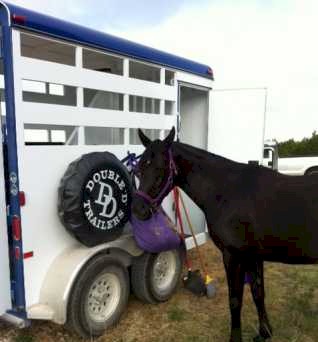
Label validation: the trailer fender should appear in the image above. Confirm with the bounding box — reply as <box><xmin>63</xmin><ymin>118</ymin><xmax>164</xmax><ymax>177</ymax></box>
<box><xmin>28</xmin><ymin>233</ymin><xmax>142</xmax><ymax>324</ymax></box>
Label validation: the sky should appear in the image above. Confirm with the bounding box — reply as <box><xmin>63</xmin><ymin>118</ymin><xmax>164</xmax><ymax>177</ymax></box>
<box><xmin>7</xmin><ymin>0</ymin><xmax>318</xmax><ymax>142</ymax></box>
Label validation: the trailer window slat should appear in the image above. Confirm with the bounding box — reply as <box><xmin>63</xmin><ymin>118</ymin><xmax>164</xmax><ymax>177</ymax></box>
<box><xmin>84</xmin><ymin>88</ymin><xmax>123</xmax><ymax>111</ymax></box>
<box><xmin>20</xmin><ymin>33</ymin><xmax>76</xmax><ymax>66</ymax></box>
<box><xmin>85</xmin><ymin>127</ymin><xmax>124</xmax><ymax>145</ymax></box>
<box><xmin>129</xmin><ymin>128</ymin><xmax>161</xmax><ymax>145</ymax></box>
<box><xmin>129</xmin><ymin>61</ymin><xmax>160</xmax><ymax>84</ymax></box>
<box><xmin>24</xmin><ymin>124</ymin><xmax>78</xmax><ymax>145</ymax></box>
<box><xmin>83</xmin><ymin>49</ymin><xmax>123</xmax><ymax>76</ymax></box>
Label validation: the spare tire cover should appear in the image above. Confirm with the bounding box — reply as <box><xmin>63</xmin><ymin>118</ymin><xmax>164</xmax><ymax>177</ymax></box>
<box><xmin>58</xmin><ymin>152</ymin><xmax>132</xmax><ymax>247</ymax></box>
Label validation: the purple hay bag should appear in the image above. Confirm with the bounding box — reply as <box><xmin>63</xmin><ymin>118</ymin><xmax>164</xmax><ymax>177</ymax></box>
<box><xmin>130</xmin><ymin>208</ymin><xmax>181</xmax><ymax>253</ymax></box>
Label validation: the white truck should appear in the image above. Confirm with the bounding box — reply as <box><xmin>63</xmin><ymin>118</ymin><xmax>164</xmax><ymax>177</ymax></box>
<box><xmin>263</xmin><ymin>140</ymin><xmax>318</xmax><ymax>176</ymax></box>
<box><xmin>263</xmin><ymin>139</ymin><xmax>279</xmax><ymax>171</ymax></box>
<box><xmin>278</xmin><ymin>157</ymin><xmax>318</xmax><ymax>176</ymax></box>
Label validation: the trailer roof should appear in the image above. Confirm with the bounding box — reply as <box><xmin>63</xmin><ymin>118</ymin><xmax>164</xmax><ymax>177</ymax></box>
<box><xmin>1</xmin><ymin>2</ymin><xmax>213</xmax><ymax>79</ymax></box>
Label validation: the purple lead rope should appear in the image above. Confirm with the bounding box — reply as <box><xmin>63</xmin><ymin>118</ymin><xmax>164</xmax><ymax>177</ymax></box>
<box><xmin>123</xmin><ymin>152</ymin><xmax>140</xmax><ymax>173</ymax></box>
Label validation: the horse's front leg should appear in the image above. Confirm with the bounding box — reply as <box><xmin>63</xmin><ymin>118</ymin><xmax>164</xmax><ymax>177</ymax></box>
<box><xmin>223</xmin><ymin>250</ymin><xmax>246</xmax><ymax>342</ymax></box>
<box><xmin>248</xmin><ymin>259</ymin><xmax>272</xmax><ymax>342</ymax></box>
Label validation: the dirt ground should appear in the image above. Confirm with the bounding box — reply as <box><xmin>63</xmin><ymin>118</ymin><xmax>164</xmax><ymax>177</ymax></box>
<box><xmin>1</xmin><ymin>240</ymin><xmax>318</xmax><ymax>342</ymax></box>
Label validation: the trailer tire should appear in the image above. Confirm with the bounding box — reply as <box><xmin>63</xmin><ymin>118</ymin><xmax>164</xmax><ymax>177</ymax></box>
<box><xmin>305</xmin><ymin>167</ymin><xmax>318</xmax><ymax>176</ymax></box>
<box><xmin>58</xmin><ymin>152</ymin><xmax>132</xmax><ymax>247</ymax></box>
<box><xmin>67</xmin><ymin>255</ymin><xmax>129</xmax><ymax>338</ymax></box>
<box><xmin>131</xmin><ymin>249</ymin><xmax>183</xmax><ymax>304</ymax></box>
<box><xmin>131</xmin><ymin>253</ymin><xmax>157</xmax><ymax>304</ymax></box>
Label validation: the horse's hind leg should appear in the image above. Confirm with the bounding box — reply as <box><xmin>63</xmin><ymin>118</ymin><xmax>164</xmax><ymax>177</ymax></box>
<box><xmin>223</xmin><ymin>251</ymin><xmax>245</xmax><ymax>342</ymax></box>
<box><xmin>248</xmin><ymin>259</ymin><xmax>272</xmax><ymax>341</ymax></box>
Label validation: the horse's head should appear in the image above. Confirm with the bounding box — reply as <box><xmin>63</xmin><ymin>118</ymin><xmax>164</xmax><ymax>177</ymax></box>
<box><xmin>131</xmin><ymin>127</ymin><xmax>176</xmax><ymax>220</ymax></box>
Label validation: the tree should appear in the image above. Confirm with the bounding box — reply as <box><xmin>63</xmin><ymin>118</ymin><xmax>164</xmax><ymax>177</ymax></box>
<box><xmin>278</xmin><ymin>131</ymin><xmax>318</xmax><ymax>157</ymax></box>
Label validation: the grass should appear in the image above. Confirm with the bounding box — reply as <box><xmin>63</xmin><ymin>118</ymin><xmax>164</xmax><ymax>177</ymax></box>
<box><xmin>250</xmin><ymin>263</ymin><xmax>318</xmax><ymax>342</ymax></box>
<box><xmin>1</xmin><ymin>241</ymin><xmax>318</xmax><ymax>342</ymax></box>
<box><xmin>268</xmin><ymin>265</ymin><xmax>318</xmax><ymax>342</ymax></box>
<box><xmin>14</xmin><ymin>334</ymin><xmax>34</xmax><ymax>342</ymax></box>
<box><xmin>167</xmin><ymin>306</ymin><xmax>187</xmax><ymax>321</ymax></box>
<box><xmin>185</xmin><ymin>336</ymin><xmax>210</xmax><ymax>342</ymax></box>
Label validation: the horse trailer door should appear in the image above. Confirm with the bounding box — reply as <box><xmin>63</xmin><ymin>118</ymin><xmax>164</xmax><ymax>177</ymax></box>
<box><xmin>179</xmin><ymin>84</ymin><xmax>210</xmax><ymax>236</ymax></box>
<box><xmin>0</xmin><ymin>120</ymin><xmax>12</xmax><ymax>315</ymax></box>
<box><xmin>208</xmin><ymin>88</ymin><xmax>267</xmax><ymax>164</ymax></box>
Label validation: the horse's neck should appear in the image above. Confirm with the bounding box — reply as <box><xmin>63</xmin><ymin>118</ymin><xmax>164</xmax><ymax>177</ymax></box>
<box><xmin>172</xmin><ymin>142</ymin><xmax>231</xmax><ymax>213</ymax></box>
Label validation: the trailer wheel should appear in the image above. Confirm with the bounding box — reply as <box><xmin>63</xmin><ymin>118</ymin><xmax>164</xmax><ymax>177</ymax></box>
<box><xmin>58</xmin><ymin>152</ymin><xmax>132</xmax><ymax>247</ymax></box>
<box><xmin>131</xmin><ymin>249</ymin><xmax>182</xmax><ymax>303</ymax></box>
<box><xmin>67</xmin><ymin>255</ymin><xmax>129</xmax><ymax>338</ymax></box>
<box><xmin>305</xmin><ymin>167</ymin><xmax>318</xmax><ymax>176</ymax></box>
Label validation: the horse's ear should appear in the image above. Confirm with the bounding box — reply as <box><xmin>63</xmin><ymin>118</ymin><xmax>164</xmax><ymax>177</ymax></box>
<box><xmin>138</xmin><ymin>129</ymin><xmax>151</xmax><ymax>147</ymax></box>
<box><xmin>164</xmin><ymin>126</ymin><xmax>175</xmax><ymax>147</ymax></box>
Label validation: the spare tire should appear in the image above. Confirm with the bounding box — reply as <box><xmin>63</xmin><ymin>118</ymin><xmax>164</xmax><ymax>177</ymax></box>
<box><xmin>58</xmin><ymin>152</ymin><xmax>132</xmax><ymax>247</ymax></box>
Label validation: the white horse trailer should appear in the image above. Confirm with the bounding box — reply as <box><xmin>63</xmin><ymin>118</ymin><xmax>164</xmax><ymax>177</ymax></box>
<box><xmin>0</xmin><ymin>2</ymin><xmax>266</xmax><ymax>338</ymax></box>
<box><xmin>0</xmin><ymin>1</ymin><xmax>214</xmax><ymax>337</ymax></box>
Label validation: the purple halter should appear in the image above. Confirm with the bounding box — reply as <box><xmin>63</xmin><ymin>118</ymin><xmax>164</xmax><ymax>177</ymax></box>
<box><xmin>135</xmin><ymin>149</ymin><xmax>178</xmax><ymax>208</ymax></box>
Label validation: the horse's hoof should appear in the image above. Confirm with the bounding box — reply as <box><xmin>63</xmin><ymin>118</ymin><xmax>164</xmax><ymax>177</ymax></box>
<box><xmin>253</xmin><ymin>335</ymin><xmax>267</xmax><ymax>342</ymax></box>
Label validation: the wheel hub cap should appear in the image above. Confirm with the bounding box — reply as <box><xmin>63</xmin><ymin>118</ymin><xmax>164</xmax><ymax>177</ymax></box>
<box><xmin>86</xmin><ymin>272</ymin><xmax>121</xmax><ymax>323</ymax></box>
<box><xmin>152</xmin><ymin>251</ymin><xmax>177</xmax><ymax>292</ymax></box>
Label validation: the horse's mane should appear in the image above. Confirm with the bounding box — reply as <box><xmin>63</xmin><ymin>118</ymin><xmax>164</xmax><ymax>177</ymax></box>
<box><xmin>173</xmin><ymin>141</ymin><xmax>240</xmax><ymax>166</ymax></box>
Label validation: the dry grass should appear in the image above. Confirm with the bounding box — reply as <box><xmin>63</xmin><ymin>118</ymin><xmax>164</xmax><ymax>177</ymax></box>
<box><xmin>1</xmin><ymin>241</ymin><xmax>318</xmax><ymax>342</ymax></box>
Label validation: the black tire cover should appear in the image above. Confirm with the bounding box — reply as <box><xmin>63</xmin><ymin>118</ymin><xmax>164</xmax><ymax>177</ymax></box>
<box><xmin>58</xmin><ymin>152</ymin><xmax>132</xmax><ymax>247</ymax></box>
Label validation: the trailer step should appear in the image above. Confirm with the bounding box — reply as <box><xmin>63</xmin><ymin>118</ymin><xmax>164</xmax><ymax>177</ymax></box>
<box><xmin>27</xmin><ymin>304</ymin><xmax>54</xmax><ymax>320</ymax></box>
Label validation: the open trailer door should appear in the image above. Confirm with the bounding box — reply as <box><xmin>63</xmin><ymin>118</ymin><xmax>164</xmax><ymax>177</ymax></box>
<box><xmin>208</xmin><ymin>88</ymin><xmax>267</xmax><ymax>164</ymax></box>
<box><xmin>178</xmin><ymin>83</ymin><xmax>210</xmax><ymax>241</ymax></box>
<box><xmin>0</xmin><ymin>116</ymin><xmax>12</xmax><ymax>316</ymax></box>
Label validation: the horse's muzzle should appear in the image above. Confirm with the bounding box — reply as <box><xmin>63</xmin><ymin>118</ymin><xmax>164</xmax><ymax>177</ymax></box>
<box><xmin>131</xmin><ymin>195</ymin><xmax>152</xmax><ymax>221</ymax></box>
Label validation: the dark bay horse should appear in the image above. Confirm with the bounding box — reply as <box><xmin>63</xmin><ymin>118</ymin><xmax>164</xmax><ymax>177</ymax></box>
<box><xmin>131</xmin><ymin>127</ymin><xmax>318</xmax><ymax>342</ymax></box>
